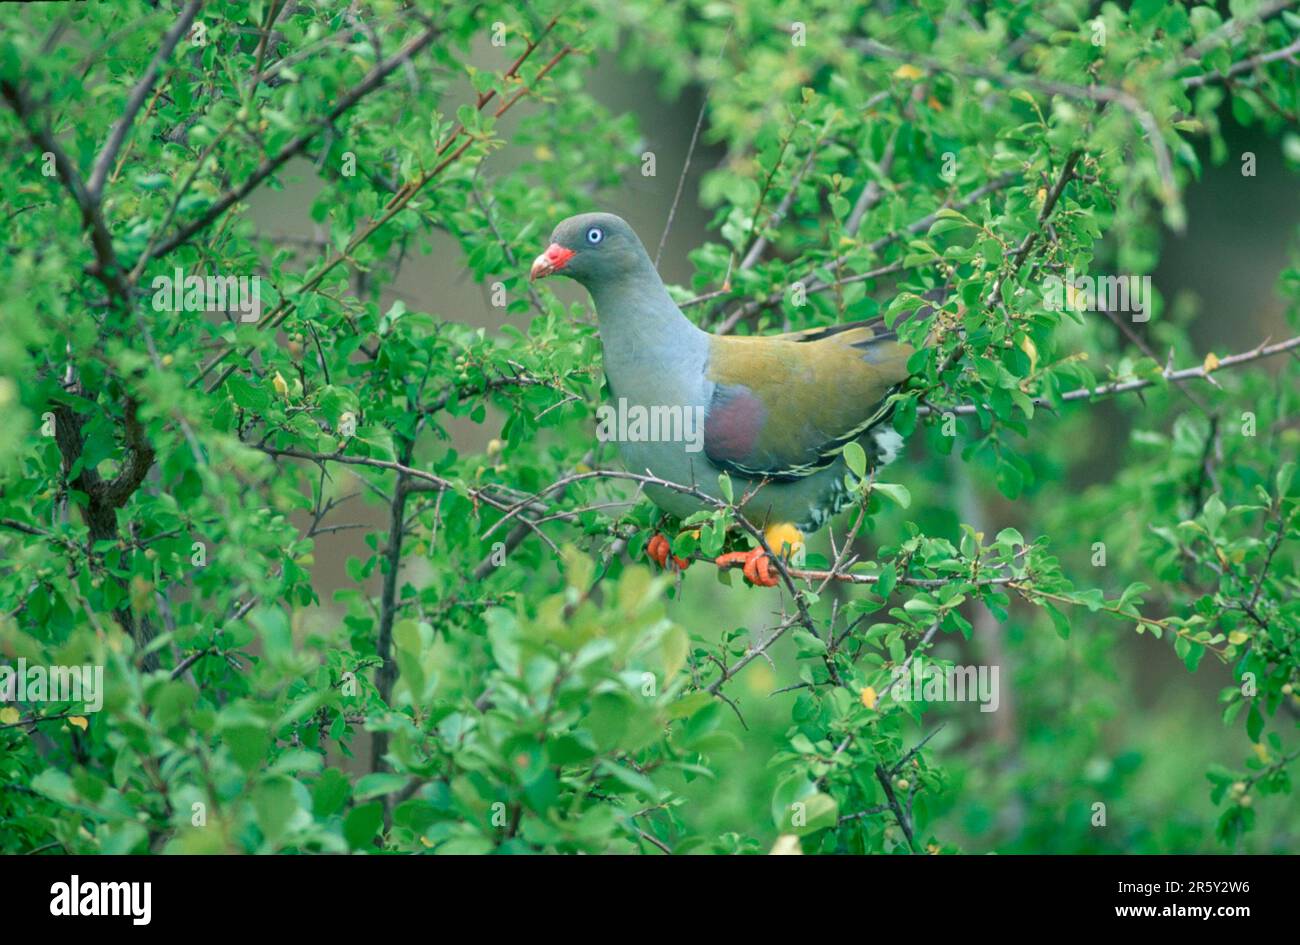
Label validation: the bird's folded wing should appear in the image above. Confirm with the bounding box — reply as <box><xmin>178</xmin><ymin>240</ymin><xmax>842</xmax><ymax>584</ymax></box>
<box><xmin>703</xmin><ymin>321</ymin><xmax>913</xmax><ymax>480</ymax></box>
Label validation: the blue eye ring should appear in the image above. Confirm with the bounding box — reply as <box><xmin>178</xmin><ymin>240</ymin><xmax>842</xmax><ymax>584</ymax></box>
<box><xmin>585</xmin><ymin>226</ymin><xmax>604</xmax><ymax>245</ymax></box>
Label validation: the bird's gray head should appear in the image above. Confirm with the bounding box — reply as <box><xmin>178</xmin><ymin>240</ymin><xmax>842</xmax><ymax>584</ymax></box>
<box><xmin>529</xmin><ymin>212</ymin><xmax>652</xmax><ymax>288</ymax></box>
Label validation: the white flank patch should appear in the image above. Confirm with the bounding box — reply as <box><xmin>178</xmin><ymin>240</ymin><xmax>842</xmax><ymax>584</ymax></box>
<box><xmin>870</xmin><ymin>427</ymin><xmax>904</xmax><ymax>467</ymax></box>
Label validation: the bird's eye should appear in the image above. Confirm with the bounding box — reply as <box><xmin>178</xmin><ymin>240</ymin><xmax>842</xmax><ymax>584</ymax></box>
<box><xmin>585</xmin><ymin>226</ymin><xmax>604</xmax><ymax>245</ymax></box>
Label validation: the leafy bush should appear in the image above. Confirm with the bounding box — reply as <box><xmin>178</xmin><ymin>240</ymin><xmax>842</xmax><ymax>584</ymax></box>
<box><xmin>1</xmin><ymin>0</ymin><xmax>1297</xmax><ymax>854</ymax></box>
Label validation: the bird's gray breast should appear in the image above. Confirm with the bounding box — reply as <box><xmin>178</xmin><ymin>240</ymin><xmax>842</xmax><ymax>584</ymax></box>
<box><xmin>599</xmin><ymin>327</ymin><xmax>717</xmax><ymax>513</ymax></box>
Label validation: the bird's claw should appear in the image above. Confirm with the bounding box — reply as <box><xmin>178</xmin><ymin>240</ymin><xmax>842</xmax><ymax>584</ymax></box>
<box><xmin>715</xmin><ymin>548</ymin><xmax>779</xmax><ymax>587</ymax></box>
<box><xmin>646</xmin><ymin>533</ymin><xmax>688</xmax><ymax>571</ymax></box>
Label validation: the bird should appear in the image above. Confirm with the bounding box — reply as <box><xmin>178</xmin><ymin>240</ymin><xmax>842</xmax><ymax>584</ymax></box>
<box><xmin>530</xmin><ymin>211</ymin><xmax>914</xmax><ymax>586</ymax></box>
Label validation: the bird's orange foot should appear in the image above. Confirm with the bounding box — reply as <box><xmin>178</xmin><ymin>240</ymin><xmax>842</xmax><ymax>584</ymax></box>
<box><xmin>715</xmin><ymin>548</ymin><xmax>778</xmax><ymax>586</ymax></box>
<box><xmin>646</xmin><ymin>533</ymin><xmax>688</xmax><ymax>571</ymax></box>
<box><xmin>714</xmin><ymin>524</ymin><xmax>803</xmax><ymax>588</ymax></box>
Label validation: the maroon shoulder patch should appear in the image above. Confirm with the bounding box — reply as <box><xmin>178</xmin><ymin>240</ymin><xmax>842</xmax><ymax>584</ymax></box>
<box><xmin>704</xmin><ymin>385</ymin><xmax>766</xmax><ymax>464</ymax></box>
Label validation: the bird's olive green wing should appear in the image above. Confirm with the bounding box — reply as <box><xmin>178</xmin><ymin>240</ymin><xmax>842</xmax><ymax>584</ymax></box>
<box><xmin>703</xmin><ymin>320</ymin><xmax>913</xmax><ymax>480</ymax></box>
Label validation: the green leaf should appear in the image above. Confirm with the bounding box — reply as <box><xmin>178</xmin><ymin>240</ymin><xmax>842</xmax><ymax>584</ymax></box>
<box><xmin>1202</xmin><ymin>494</ymin><xmax>1226</xmax><ymax>533</ymax></box>
<box><xmin>876</xmin><ymin>563</ymin><xmax>897</xmax><ymax>599</ymax></box>
<box><xmin>1246</xmin><ymin>703</ymin><xmax>1264</xmax><ymax>743</ymax></box>
<box><xmin>793</xmin><ymin>627</ymin><xmax>828</xmax><ymax>657</ymax></box>
<box><xmin>254</xmin><ymin>777</ymin><xmax>298</xmax><ymax>845</ymax></box>
<box><xmin>1044</xmin><ymin>602</ymin><xmax>1071</xmax><ymax>639</ymax></box>
<box><xmin>344</xmin><ymin>801</ymin><xmax>385</xmax><ymax>850</ymax></box>
<box><xmin>598</xmin><ymin>761</ymin><xmax>661</xmax><ymax>800</ymax></box>
<box><xmin>222</xmin><ymin>724</ymin><xmax>270</xmax><ymax>772</ymax></box>
<box><xmin>781</xmin><ymin>791</ymin><xmax>839</xmax><ymax>835</ymax></box>
<box><xmin>312</xmin><ymin>769</ymin><xmax>351</xmax><ymax>817</ymax></box>
<box><xmin>874</xmin><ymin>482</ymin><xmax>911</xmax><ymax>508</ymax></box>
<box><xmin>1276</xmin><ymin>461</ymin><xmax>1295</xmax><ymax>497</ymax></box>
<box><xmin>354</xmin><ymin>772</ymin><xmax>411</xmax><ymax>800</ymax></box>
<box><xmin>843</xmin><ymin>441</ymin><xmax>867</xmax><ymax>479</ymax></box>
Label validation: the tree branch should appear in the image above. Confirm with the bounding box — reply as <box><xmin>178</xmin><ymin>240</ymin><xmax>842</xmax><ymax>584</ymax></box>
<box><xmin>922</xmin><ymin>334</ymin><xmax>1300</xmax><ymax>417</ymax></box>
<box><xmin>190</xmin><ymin>31</ymin><xmax>574</xmax><ymax>394</ymax></box>
<box><xmin>87</xmin><ymin>0</ymin><xmax>204</xmax><ymax>200</ymax></box>
<box><xmin>145</xmin><ymin>18</ymin><xmax>442</xmax><ymax>263</ymax></box>
<box><xmin>1183</xmin><ymin>35</ymin><xmax>1300</xmax><ymax>89</ymax></box>
<box><xmin>0</xmin><ymin>80</ymin><xmax>129</xmax><ymax>305</ymax></box>
<box><xmin>707</xmin><ymin>171</ymin><xmax>1018</xmax><ymax>333</ymax></box>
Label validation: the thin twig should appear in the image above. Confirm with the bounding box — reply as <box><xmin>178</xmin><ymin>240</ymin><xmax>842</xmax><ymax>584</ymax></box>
<box><xmin>654</xmin><ymin>23</ymin><xmax>733</xmax><ymax>267</ymax></box>
<box><xmin>921</xmin><ymin>334</ymin><xmax>1300</xmax><ymax>416</ymax></box>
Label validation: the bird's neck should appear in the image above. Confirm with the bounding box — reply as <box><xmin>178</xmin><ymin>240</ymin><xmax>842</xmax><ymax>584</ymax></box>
<box><xmin>590</xmin><ymin>266</ymin><xmax>709</xmax><ymax>402</ymax></box>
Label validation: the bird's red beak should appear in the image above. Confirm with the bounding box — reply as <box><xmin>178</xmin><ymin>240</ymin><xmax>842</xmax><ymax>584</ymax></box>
<box><xmin>530</xmin><ymin>243</ymin><xmax>575</xmax><ymax>281</ymax></box>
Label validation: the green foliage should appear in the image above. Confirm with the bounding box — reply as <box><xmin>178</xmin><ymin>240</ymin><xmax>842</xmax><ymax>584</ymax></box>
<box><xmin>1</xmin><ymin>0</ymin><xmax>1297</xmax><ymax>854</ymax></box>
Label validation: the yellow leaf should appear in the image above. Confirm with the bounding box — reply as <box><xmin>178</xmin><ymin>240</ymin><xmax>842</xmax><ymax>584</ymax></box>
<box><xmin>745</xmin><ymin>662</ymin><xmax>776</xmax><ymax>697</ymax></box>
<box><xmin>660</xmin><ymin>624</ymin><xmax>688</xmax><ymax>681</ymax></box>
<box><xmin>1228</xmin><ymin>630</ymin><xmax>1248</xmax><ymax>645</ymax></box>
<box><xmin>1202</xmin><ymin>352</ymin><xmax>1220</xmax><ymax>373</ymax></box>
<box><xmin>0</xmin><ymin>707</ymin><xmax>19</xmax><ymax>725</ymax></box>
<box><xmin>272</xmin><ymin>371</ymin><xmax>289</xmax><ymax>396</ymax></box>
<box><xmin>1035</xmin><ymin>187</ymin><xmax>1047</xmax><ymax>204</ymax></box>
<box><xmin>68</xmin><ymin>716</ymin><xmax>88</xmax><ymax>731</ymax></box>
<box><xmin>769</xmin><ymin>834</ymin><xmax>803</xmax><ymax>855</ymax></box>
<box><xmin>1019</xmin><ymin>336</ymin><xmax>1039</xmax><ymax>372</ymax></box>
<box><xmin>1064</xmin><ymin>283</ymin><xmax>1081</xmax><ymax>311</ymax></box>
<box><xmin>893</xmin><ymin>64</ymin><xmax>924</xmax><ymax>81</ymax></box>
<box><xmin>130</xmin><ymin>574</ymin><xmax>154</xmax><ymax>613</ymax></box>
<box><xmin>419</xmin><ymin>836</ymin><xmax>433</xmax><ymax>848</ymax></box>
<box><xmin>860</xmin><ymin>686</ymin><xmax>878</xmax><ymax>709</ymax></box>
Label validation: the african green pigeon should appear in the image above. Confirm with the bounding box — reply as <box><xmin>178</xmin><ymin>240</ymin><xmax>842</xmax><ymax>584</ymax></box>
<box><xmin>530</xmin><ymin>212</ymin><xmax>913</xmax><ymax>585</ymax></box>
